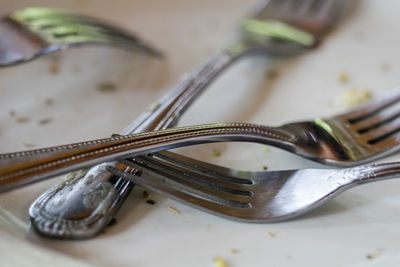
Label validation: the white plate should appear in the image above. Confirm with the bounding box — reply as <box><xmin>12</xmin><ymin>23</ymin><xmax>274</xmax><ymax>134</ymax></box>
<box><xmin>1</xmin><ymin>1</ymin><xmax>400</xmax><ymax>266</ymax></box>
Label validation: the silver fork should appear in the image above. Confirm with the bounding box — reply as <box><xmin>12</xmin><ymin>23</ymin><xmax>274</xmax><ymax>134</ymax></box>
<box><xmin>2</xmin><ymin>89</ymin><xmax>400</xmax><ymax>193</ymax></box>
<box><xmin>0</xmin><ymin>7</ymin><xmax>162</xmax><ymax>66</ymax></box>
<box><xmin>26</xmin><ymin>0</ymin><xmax>351</xmax><ymax>239</ymax></box>
<box><xmin>111</xmin><ymin>151</ymin><xmax>400</xmax><ymax>222</ymax></box>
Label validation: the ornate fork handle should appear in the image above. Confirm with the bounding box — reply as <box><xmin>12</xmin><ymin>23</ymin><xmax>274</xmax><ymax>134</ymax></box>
<box><xmin>0</xmin><ymin>123</ymin><xmax>294</xmax><ymax>192</ymax></box>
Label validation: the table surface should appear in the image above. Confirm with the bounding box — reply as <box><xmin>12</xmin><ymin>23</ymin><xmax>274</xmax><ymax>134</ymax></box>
<box><xmin>1</xmin><ymin>0</ymin><xmax>400</xmax><ymax>266</ymax></box>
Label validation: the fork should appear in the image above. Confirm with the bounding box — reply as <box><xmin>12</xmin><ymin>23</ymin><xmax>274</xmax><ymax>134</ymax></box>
<box><xmin>0</xmin><ymin>7</ymin><xmax>162</xmax><ymax>66</ymax></box>
<box><xmin>110</xmin><ymin>151</ymin><xmax>400</xmax><ymax>222</ymax></box>
<box><xmin>26</xmin><ymin>0</ymin><xmax>351</xmax><ymax>239</ymax></box>
<box><xmin>1</xmin><ymin>89</ymin><xmax>400</xmax><ymax>193</ymax></box>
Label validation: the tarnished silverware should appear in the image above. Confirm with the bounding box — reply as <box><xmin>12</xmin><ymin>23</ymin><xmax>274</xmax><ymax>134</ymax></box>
<box><xmin>0</xmin><ymin>7</ymin><xmax>161</xmax><ymax>66</ymax></box>
<box><xmin>28</xmin><ymin>0</ymin><xmax>351</xmax><ymax>239</ymax></box>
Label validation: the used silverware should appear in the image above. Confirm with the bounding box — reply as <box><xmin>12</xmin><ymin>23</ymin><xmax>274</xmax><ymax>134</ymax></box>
<box><xmin>112</xmin><ymin>151</ymin><xmax>400</xmax><ymax>222</ymax></box>
<box><xmin>0</xmin><ymin>7</ymin><xmax>161</xmax><ymax>66</ymax></box>
<box><xmin>2</xmin><ymin>89</ymin><xmax>400</xmax><ymax>193</ymax></box>
<box><xmin>28</xmin><ymin>0</ymin><xmax>351</xmax><ymax>238</ymax></box>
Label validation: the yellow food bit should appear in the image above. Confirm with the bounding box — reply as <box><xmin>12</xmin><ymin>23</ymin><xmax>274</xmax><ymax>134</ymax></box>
<box><xmin>213</xmin><ymin>148</ymin><xmax>222</xmax><ymax>157</ymax></box>
<box><xmin>213</xmin><ymin>256</ymin><xmax>227</xmax><ymax>267</ymax></box>
<box><xmin>268</xmin><ymin>232</ymin><xmax>276</xmax><ymax>237</ymax></box>
<box><xmin>262</xmin><ymin>147</ymin><xmax>270</xmax><ymax>152</ymax></box>
<box><xmin>168</xmin><ymin>206</ymin><xmax>180</xmax><ymax>214</ymax></box>
<box><xmin>16</xmin><ymin>117</ymin><xmax>30</xmax><ymax>123</ymax></box>
<box><xmin>23</xmin><ymin>143</ymin><xmax>35</xmax><ymax>148</ymax></box>
<box><xmin>338</xmin><ymin>72</ymin><xmax>349</xmax><ymax>84</ymax></box>
<box><xmin>367</xmin><ymin>252</ymin><xmax>379</xmax><ymax>260</ymax></box>
<box><xmin>230</xmin><ymin>248</ymin><xmax>239</xmax><ymax>254</ymax></box>
<box><xmin>380</xmin><ymin>61</ymin><xmax>390</xmax><ymax>72</ymax></box>
<box><xmin>341</xmin><ymin>89</ymin><xmax>372</xmax><ymax>108</ymax></box>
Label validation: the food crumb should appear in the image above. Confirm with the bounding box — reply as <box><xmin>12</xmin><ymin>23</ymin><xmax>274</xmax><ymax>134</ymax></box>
<box><xmin>262</xmin><ymin>166</ymin><xmax>268</xmax><ymax>170</ymax></box>
<box><xmin>268</xmin><ymin>232</ymin><xmax>276</xmax><ymax>237</ymax></box>
<box><xmin>49</xmin><ymin>62</ymin><xmax>60</xmax><ymax>74</ymax></box>
<box><xmin>338</xmin><ymin>72</ymin><xmax>349</xmax><ymax>84</ymax></box>
<box><xmin>380</xmin><ymin>61</ymin><xmax>390</xmax><ymax>72</ymax></box>
<box><xmin>45</xmin><ymin>98</ymin><xmax>54</xmax><ymax>106</ymax></box>
<box><xmin>266</xmin><ymin>69</ymin><xmax>279</xmax><ymax>81</ymax></box>
<box><xmin>97</xmin><ymin>82</ymin><xmax>117</xmax><ymax>93</ymax></box>
<box><xmin>213</xmin><ymin>256</ymin><xmax>227</xmax><ymax>267</ymax></box>
<box><xmin>23</xmin><ymin>143</ymin><xmax>35</xmax><ymax>148</ymax></box>
<box><xmin>16</xmin><ymin>117</ymin><xmax>30</xmax><ymax>123</ymax></box>
<box><xmin>230</xmin><ymin>248</ymin><xmax>239</xmax><ymax>254</ymax></box>
<box><xmin>367</xmin><ymin>252</ymin><xmax>379</xmax><ymax>260</ymax></box>
<box><xmin>168</xmin><ymin>206</ymin><xmax>180</xmax><ymax>214</ymax></box>
<box><xmin>146</xmin><ymin>199</ymin><xmax>156</xmax><ymax>205</ymax></box>
<box><xmin>213</xmin><ymin>148</ymin><xmax>222</xmax><ymax>157</ymax></box>
<box><xmin>107</xmin><ymin>218</ymin><xmax>117</xmax><ymax>227</ymax></box>
<box><xmin>341</xmin><ymin>88</ymin><xmax>372</xmax><ymax>108</ymax></box>
<box><xmin>262</xmin><ymin>147</ymin><xmax>269</xmax><ymax>152</ymax></box>
<box><xmin>39</xmin><ymin>118</ymin><xmax>52</xmax><ymax>125</ymax></box>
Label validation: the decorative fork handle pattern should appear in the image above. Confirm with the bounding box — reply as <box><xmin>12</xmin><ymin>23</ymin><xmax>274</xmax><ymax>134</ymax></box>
<box><xmin>28</xmin><ymin>44</ymin><xmax>253</xmax><ymax>239</ymax></box>
<box><xmin>0</xmin><ymin>123</ymin><xmax>294</xmax><ymax>192</ymax></box>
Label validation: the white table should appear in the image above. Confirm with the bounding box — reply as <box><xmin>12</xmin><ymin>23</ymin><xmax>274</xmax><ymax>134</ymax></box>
<box><xmin>1</xmin><ymin>1</ymin><xmax>400</xmax><ymax>266</ymax></box>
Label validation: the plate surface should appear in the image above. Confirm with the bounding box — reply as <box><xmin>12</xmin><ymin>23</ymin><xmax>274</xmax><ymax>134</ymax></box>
<box><xmin>1</xmin><ymin>0</ymin><xmax>400</xmax><ymax>266</ymax></box>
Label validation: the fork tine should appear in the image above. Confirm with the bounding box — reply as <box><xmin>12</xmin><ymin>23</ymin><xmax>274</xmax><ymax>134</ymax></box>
<box><xmin>133</xmin><ymin>155</ymin><xmax>253</xmax><ymax>193</ymax></box>
<box><xmin>338</xmin><ymin>90</ymin><xmax>400</xmax><ymax>123</ymax></box>
<box><xmin>119</xmin><ymin>158</ymin><xmax>253</xmax><ymax>204</ymax></box>
<box><xmin>350</xmin><ymin>101</ymin><xmax>400</xmax><ymax>133</ymax></box>
<box><xmin>108</xmin><ymin>166</ymin><xmax>252</xmax><ymax>212</ymax></box>
<box><xmin>357</xmin><ymin>116</ymin><xmax>400</xmax><ymax>145</ymax></box>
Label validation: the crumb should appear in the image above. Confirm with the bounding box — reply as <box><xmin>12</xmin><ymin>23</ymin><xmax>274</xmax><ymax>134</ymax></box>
<box><xmin>367</xmin><ymin>252</ymin><xmax>379</xmax><ymax>260</ymax></box>
<box><xmin>230</xmin><ymin>248</ymin><xmax>239</xmax><ymax>254</ymax></box>
<box><xmin>380</xmin><ymin>61</ymin><xmax>390</xmax><ymax>72</ymax></box>
<box><xmin>45</xmin><ymin>98</ymin><xmax>54</xmax><ymax>106</ymax></box>
<box><xmin>213</xmin><ymin>256</ymin><xmax>227</xmax><ymax>267</ymax></box>
<box><xmin>107</xmin><ymin>218</ymin><xmax>117</xmax><ymax>227</ymax></box>
<box><xmin>38</xmin><ymin>118</ymin><xmax>52</xmax><ymax>125</ymax></box>
<box><xmin>262</xmin><ymin>147</ymin><xmax>269</xmax><ymax>152</ymax></box>
<box><xmin>338</xmin><ymin>72</ymin><xmax>349</xmax><ymax>84</ymax></box>
<box><xmin>168</xmin><ymin>206</ymin><xmax>180</xmax><ymax>214</ymax></box>
<box><xmin>268</xmin><ymin>232</ymin><xmax>276</xmax><ymax>237</ymax></box>
<box><xmin>213</xmin><ymin>148</ymin><xmax>221</xmax><ymax>157</ymax></box>
<box><xmin>341</xmin><ymin>88</ymin><xmax>372</xmax><ymax>108</ymax></box>
<box><xmin>143</xmin><ymin>191</ymin><xmax>150</xmax><ymax>198</ymax></box>
<box><xmin>9</xmin><ymin>110</ymin><xmax>15</xmax><ymax>117</ymax></box>
<box><xmin>23</xmin><ymin>143</ymin><xmax>35</xmax><ymax>148</ymax></box>
<box><xmin>262</xmin><ymin>166</ymin><xmax>268</xmax><ymax>170</ymax></box>
<box><xmin>146</xmin><ymin>199</ymin><xmax>156</xmax><ymax>205</ymax></box>
<box><xmin>16</xmin><ymin>117</ymin><xmax>30</xmax><ymax>123</ymax></box>
<box><xmin>49</xmin><ymin>63</ymin><xmax>60</xmax><ymax>74</ymax></box>
<box><xmin>266</xmin><ymin>69</ymin><xmax>279</xmax><ymax>81</ymax></box>
<box><xmin>97</xmin><ymin>82</ymin><xmax>117</xmax><ymax>92</ymax></box>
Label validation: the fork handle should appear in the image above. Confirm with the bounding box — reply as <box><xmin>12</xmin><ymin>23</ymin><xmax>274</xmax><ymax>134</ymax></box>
<box><xmin>28</xmin><ymin>43</ymin><xmax>255</xmax><ymax>239</ymax></box>
<box><xmin>0</xmin><ymin>123</ymin><xmax>293</xmax><ymax>192</ymax></box>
